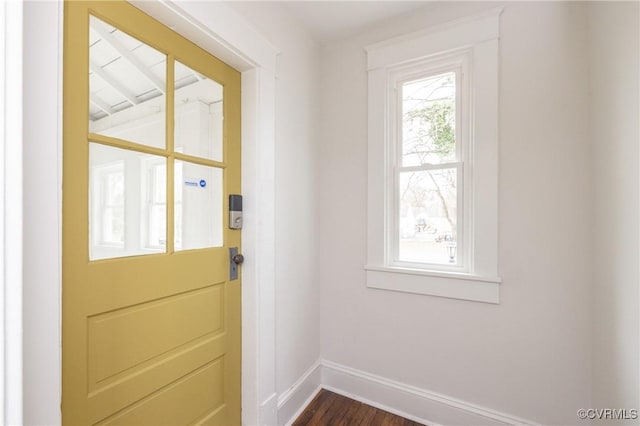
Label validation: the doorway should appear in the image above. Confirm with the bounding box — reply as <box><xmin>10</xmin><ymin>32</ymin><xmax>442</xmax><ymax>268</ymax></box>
<box><xmin>62</xmin><ymin>1</ymin><xmax>241</xmax><ymax>423</ymax></box>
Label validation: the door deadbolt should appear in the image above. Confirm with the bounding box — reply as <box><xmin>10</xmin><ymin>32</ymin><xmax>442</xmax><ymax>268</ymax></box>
<box><xmin>229</xmin><ymin>195</ymin><xmax>243</xmax><ymax>229</ymax></box>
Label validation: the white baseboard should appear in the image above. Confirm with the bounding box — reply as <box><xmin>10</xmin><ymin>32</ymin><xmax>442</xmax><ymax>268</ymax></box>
<box><xmin>321</xmin><ymin>360</ymin><xmax>540</xmax><ymax>426</ymax></box>
<box><xmin>321</xmin><ymin>383</ymin><xmax>437</xmax><ymax>426</ymax></box>
<box><xmin>259</xmin><ymin>392</ymin><xmax>278</xmax><ymax>426</ymax></box>
<box><xmin>275</xmin><ymin>359</ymin><xmax>540</xmax><ymax>426</ymax></box>
<box><xmin>277</xmin><ymin>359</ymin><xmax>322</xmax><ymax>425</ymax></box>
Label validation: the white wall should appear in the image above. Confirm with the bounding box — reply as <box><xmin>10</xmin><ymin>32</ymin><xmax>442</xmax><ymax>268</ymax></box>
<box><xmin>588</xmin><ymin>2</ymin><xmax>640</xmax><ymax>421</ymax></box>
<box><xmin>318</xmin><ymin>2</ymin><xmax>593</xmax><ymax>424</ymax></box>
<box><xmin>22</xmin><ymin>2</ymin><xmax>62</xmax><ymax>424</ymax></box>
<box><xmin>227</xmin><ymin>1</ymin><xmax>322</xmax><ymax>402</ymax></box>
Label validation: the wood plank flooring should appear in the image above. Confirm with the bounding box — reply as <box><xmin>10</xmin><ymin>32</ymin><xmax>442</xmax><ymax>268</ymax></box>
<box><xmin>292</xmin><ymin>389</ymin><xmax>423</xmax><ymax>426</ymax></box>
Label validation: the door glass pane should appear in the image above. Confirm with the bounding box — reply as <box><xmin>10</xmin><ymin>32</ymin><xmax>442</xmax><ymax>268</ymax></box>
<box><xmin>89</xmin><ymin>143</ymin><xmax>167</xmax><ymax>260</ymax></box>
<box><xmin>174</xmin><ymin>61</ymin><xmax>223</xmax><ymax>161</ymax></box>
<box><xmin>402</xmin><ymin>72</ymin><xmax>456</xmax><ymax>166</ymax></box>
<box><xmin>398</xmin><ymin>168</ymin><xmax>457</xmax><ymax>264</ymax></box>
<box><xmin>175</xmin><ymin>161</ymin><xmax>223</xmax><ymax>251</ymax></box>
<box><xmin>89</xmin><ymin>15</ymin><xmax>166</xmax><ymax>149</ymax></box>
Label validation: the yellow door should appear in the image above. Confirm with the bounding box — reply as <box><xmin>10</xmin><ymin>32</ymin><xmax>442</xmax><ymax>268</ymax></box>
<box><xmin>62</xmin><ymin>2</ymin><xmax>241</xmax><ymax>424</ymax></box>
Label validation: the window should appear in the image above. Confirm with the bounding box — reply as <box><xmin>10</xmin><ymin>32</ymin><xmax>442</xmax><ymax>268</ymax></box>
<box><xmin>94</xmin><ymin>161</ymin><xmax>125</xmax><ymax>247</ymax></box>
<box><xmin>393</xmin><ymin>60</ymin><xmax>468</xmax><ymax>271</ymax></box>
<box><xmin>89</xmin><ymin>144</ymin><xmax>168</xmax><ymax>260</ymax></box>
<box><xmin>365</xmin><ymin>9</ymin><xmax>502</xmax><ymax>303</ymax></box>
<box><xmin>144</xmin><ymin>159</ymin><xmax>167</xmax><ymax>249</ymax></box>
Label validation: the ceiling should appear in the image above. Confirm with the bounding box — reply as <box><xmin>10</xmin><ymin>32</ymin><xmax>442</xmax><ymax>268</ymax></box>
<box><xmin>234</xmin><ymin>1</ymin><xmax>435</xmax><ymax>45</ymax></box>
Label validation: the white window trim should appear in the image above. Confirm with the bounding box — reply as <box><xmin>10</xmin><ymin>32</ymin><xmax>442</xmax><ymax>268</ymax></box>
<box><xmin>365</xmin><ymin>8</ymin><xmax>502</xmax><ymax>304</ymax></box>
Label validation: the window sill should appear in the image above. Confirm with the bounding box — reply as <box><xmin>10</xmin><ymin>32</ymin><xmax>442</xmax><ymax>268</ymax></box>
<box><xmin>364</xmin><ymin>265</ymin><xmax>501</xmax><ymax>304</ymax></box>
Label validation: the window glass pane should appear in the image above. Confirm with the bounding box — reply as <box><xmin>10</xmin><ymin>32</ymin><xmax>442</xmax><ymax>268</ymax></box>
<box><xmin>402</xmin><ymin>72</ymin><xmax>456</xmax><ymax>166</ymax></box>
<box><xmin>398</xmin><ymin>168</ymin><xmax>458</xmax><ymax>264</ymax></box>
<box><xmin>89</xmin><ymin>15</ymin><xmax>166</xmax><ymax>149</ymax></box>
<box><xmin>174</xmin><ymin>161</ymin><xmax>223</xmax><ymax>251</ymax></box>
<box><xmin>174</xmin><ymin>61</ymin><xmax>223</xmax><ymax>161</ymax></box>
<box><xmin>89</xmin><ymin>143</ymin><xmax>167</xmax><ymax>260</ymax></box>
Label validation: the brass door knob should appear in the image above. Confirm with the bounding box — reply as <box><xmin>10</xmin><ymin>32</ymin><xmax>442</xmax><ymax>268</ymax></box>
<box><xmin>232</xmin><ymin>254</ymin><xmax>244</xmax><ymax>265</ymax></box>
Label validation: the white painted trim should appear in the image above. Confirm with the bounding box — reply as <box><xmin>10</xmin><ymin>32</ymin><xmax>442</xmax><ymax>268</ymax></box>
<box><xmin>282</xmin><ymin>386</ymin><xmax>322</xmax><ymax>426</ymax></box>
<box><xmin>129</xmin><ymin>0</ymin><xmax>279</xmax><ymax>72</ymax></box>
<box><xmin>276</xmin><ymin>359</ymin><xmax>320</xmax><ymax>408</ymax></box>
<box><xmin>278</xmin><ymin>360</ymin><xmax>540</xmax><ymax>425</ymax></box>
<box><xmin>366</xmin><ymin>269</ymin><xmax>500</xmax><ymax>304</ymax></box>
<box><xmin>1</xmin><ymin>1</ymin><xmax>23</xmax><ymax>424</ymax></box>
<box><xmin>365</xmin><ymin>265</ymin><xmax>501</xmax><ymax>283</ymax></box>
<box><xmin>246</xmin><ymin>66</ymin><xmax>278</xmax><ymax>426</ymax></box>
<box><xmin>0</xmin><ymin>4</ymin><xmax>5</xmax><ymax>420</ymax></box>
<box><xmin>320</xmin><ymin>360</ymin><xmax>541</xmax><ymax>426</ymax></box>
<box><xmin>1</xmin><ymin>3</ymin><xmax>7</xmax><ymax>421</ymax></box>
<box><xmin>321</xmin><ymin>385</ymin><xmax>437</xmax><ymax>426</ymax></box>
<box><xmin>259</xmin><ymin>392</ymin><xmax>278</xmax><ymax>426</ymax></box>
<box><xmin>365</xmin><ymin>7</ymin><xmax>503</xmax><ymax>70</ymax></box>
<box><xmin>277</xmin><ymin>359</ymin><xmax>322</xmax><ymax>426</ymax></box>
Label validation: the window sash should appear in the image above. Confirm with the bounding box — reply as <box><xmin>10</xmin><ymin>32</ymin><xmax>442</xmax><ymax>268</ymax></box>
<box><xmin>391</xmin><ymin>163</ymin><xmax>465</xmax><ymax>270</ymax></box>
<box><xmin>145</xmin><ymin>161</ymin><xmax>167</xmax><ymax>250</ymax></box>
<box><xmin>387</xmin><ymin>61</ymin><xmax>469</xmax><ymax>273</ymax></box>
<box><xmin>95</xmin><ymin>162</ymin><xmax>125</xmax><ymax>247</ymax></box>
<box><xmin>397</xmin><ymin>69</ymin><xmax>461</xmax><ymax>167</ymax></box>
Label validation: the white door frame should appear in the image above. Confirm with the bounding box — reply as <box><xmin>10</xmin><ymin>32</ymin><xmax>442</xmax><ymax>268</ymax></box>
<box><xmin>21</xmin><ymin>1</ymin><xmax>279</xmax><ymax>424</ymax></box>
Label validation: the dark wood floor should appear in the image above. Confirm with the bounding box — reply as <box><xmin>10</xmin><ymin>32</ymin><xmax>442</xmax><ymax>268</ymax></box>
<box><xmin>292</xmin><ymin>389</ymin><xmax>423</xmax><ymax>426</ymax></box>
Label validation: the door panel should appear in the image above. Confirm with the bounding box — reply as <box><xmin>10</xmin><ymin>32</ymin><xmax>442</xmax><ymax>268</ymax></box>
<box><xmin>94</xmin><ymin>358</ymin><xmax>225</xmax><ymax>425</ymax></box>
<box><xmin>87</xmin><ymin>285</ymin><xmax>224</xmax><ymax>384</ymax></box>
<box><xmin>63</xmin><ymin>2</ymin><xmax>241</xmax><ymax>424</ymax></box>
